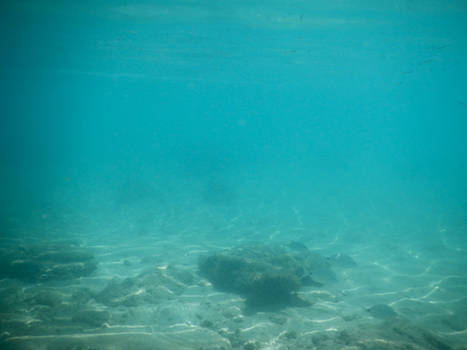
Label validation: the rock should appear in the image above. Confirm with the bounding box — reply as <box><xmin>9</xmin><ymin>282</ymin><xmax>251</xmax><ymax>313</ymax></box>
<box><xmin>198</xmin><ymin>244</ymin><xmax>314</xmax><ymax>309</ymax></box>
<box><xmin>0</xmin><ymin>244</ymin><xmax>97</xmax><ymax>282</ymax></box>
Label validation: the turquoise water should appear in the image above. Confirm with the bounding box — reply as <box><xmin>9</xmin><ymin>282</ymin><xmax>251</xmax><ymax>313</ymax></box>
<box><xmin>1</xmin><ymin>1</ymin><xmax>467</xmax><ymax>349</ymax></box>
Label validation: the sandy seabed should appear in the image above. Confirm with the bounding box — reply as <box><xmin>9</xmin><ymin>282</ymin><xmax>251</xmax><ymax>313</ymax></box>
<box><xmin>1</xmin><ymin>204</ymin><xmax>466</xmax><ymax>350</ymax></box>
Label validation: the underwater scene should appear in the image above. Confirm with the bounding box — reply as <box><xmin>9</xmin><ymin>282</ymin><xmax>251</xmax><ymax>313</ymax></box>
<box><xmin>1</xmin><ymin>1</ymin><xmax>467</xmax><ymax>349</ymax></box>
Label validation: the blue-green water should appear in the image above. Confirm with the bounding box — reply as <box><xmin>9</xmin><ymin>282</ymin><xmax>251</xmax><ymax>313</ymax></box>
<box><xmin>1</xmin><ymin>1</ymin><xmax>467</xmax><ymax>349</ymax></box>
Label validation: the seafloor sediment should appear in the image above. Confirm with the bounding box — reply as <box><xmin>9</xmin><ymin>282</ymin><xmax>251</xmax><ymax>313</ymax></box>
<box><xmin>0</xmin><ymin>227</ymin><xmax>466</xmax><ymax>350</ymax></box>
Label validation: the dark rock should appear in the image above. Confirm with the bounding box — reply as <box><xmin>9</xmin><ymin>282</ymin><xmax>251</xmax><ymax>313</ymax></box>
<box><xmin>300</xmin><ymin>274</ymin><xmax>323</xmax><ymax>287</ymax></box>
<box><xmin>246</xmin><ymin>272</ymin><xmax>301</xmax><ymax>307</ymax></box>
<box><xmin>198</xmin><ymin>244</ymin><xmax>316</xmax><ymax>308</ymax></box>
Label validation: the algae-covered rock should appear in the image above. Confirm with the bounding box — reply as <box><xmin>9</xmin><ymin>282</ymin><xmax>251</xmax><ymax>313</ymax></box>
<box><xmin>198</xmin><ymin>244</ymin><xmax>314</xmax><ymax>308</ymax></box>
<box><xmin>247</xmin><ymin>271</ymin><xmax>303</xmax><ymax>307</ymax></box>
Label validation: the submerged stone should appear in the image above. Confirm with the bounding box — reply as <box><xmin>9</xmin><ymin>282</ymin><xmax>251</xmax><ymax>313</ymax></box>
<box><xmin>198</xmin><ymin>244</ymin><xmax>313</xmax><ymax>309</ymax></box>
